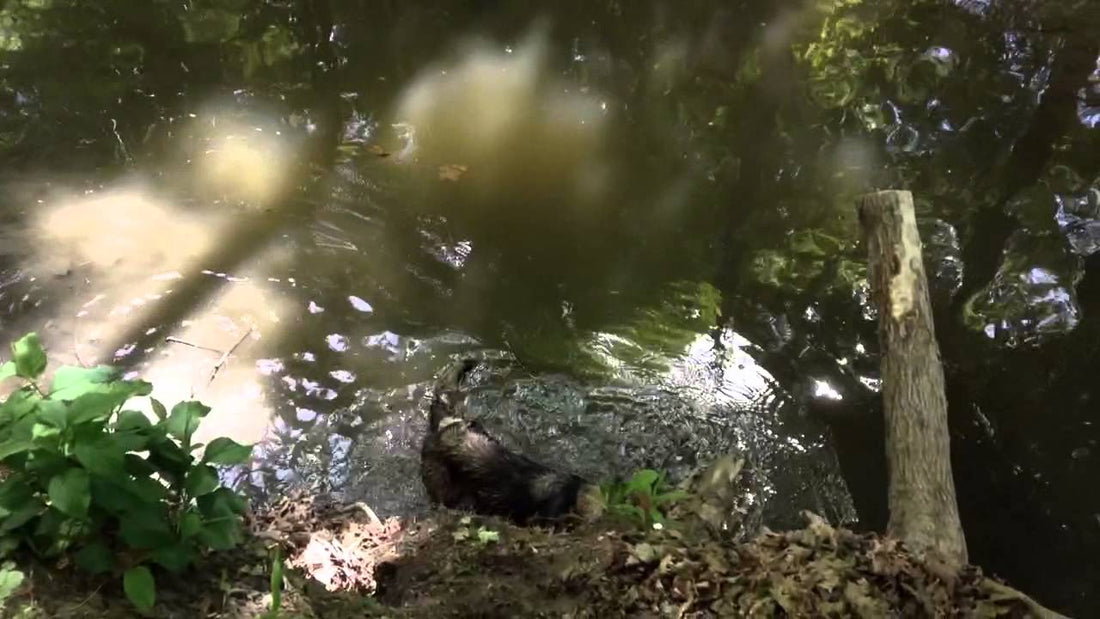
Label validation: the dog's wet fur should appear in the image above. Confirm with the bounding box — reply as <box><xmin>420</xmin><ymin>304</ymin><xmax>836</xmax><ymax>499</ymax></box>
<box><xmin>421</xmin><ymin>360</ymin><xmax>600</xmax><ymax>524</ymax></box>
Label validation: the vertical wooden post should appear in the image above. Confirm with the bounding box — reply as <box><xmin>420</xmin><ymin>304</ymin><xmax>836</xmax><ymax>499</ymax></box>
<box><xmin>856</xmin><ymin>190</ymin><xmax>968</xmax><ymax>566</ymax></box>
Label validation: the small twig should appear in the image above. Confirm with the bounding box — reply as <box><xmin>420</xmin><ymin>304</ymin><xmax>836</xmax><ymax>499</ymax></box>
<box><xmin>164</xmin><ymin>336</ymin><xmax>224</xmax><ymax>355</ymax></box>
<box><xmin>208</xmin><ymin>326</ymin><xmax>253</xmax><ymax>385</ymax></box>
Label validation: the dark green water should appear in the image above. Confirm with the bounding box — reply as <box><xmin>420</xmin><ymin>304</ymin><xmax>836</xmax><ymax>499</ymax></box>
<box><xmin>0</xmin><ymin>0</ymin><xmax>1097</xmax><ymax>614</ymax></box>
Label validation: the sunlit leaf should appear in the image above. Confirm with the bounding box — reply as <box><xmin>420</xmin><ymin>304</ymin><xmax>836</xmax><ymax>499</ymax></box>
<box><xmin>49</xmin><ymin>366</ymin><xmax>116</xmax><ymax>400</ymax></box>
<box><xmin>0</xmin><ymin>362</ymin><xmax>14</xmax><ymax>381</ymax></box>
<box><xmin>0</xmin><ymin>565</ymin><xmax>24</xmax><ymax>602</ymax></box>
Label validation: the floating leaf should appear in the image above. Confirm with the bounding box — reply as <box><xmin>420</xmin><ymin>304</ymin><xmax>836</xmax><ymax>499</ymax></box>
<box><xmin>11</xmin><ymin>333</ymin><xmax>47</xmax><ymax>380</ymax></box>
<box><xmin>202</xmin><ymin>437</ymin><xmax>252</xmax><ymax>465</ymax></box>
<box><xmin>47</xmin><ymin>469</ymin><xmax>91</xmax><ymax>518</ymax></box>
<box><xmin>123</xmin><ymin>566</ymin><xmax>156</xmax><ymax>612</ymax></box>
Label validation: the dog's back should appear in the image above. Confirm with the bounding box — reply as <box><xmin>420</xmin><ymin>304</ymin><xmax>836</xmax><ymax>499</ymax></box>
<box><xmin>421</xmin><ymin>360</ymin><xmax>595</xmax><ymax>524</ymax></box>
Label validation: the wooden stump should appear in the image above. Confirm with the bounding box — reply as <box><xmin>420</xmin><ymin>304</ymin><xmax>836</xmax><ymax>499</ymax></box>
<box><xmin>856</xmin><ymin>190</ymin><xmax>968</xmax><ymax>566</ymax></box>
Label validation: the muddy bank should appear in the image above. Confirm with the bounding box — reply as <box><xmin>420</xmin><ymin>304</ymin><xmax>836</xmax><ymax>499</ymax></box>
<box><xmin>4</xmin><ymin>493</ymin><xmax>1059</xmax><ymax>618</ymax></box>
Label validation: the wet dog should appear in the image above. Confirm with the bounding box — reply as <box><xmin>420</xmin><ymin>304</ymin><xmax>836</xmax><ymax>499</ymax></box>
<box><xmin>420</xmin><ymin>360</ymin><xmax>601</xmax><ymax>524</ymax></box>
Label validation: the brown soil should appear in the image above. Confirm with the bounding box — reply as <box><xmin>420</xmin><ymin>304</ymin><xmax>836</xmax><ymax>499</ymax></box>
<box><xmin>2</xmin><ymin>495</ymin><xmax>1064</xmax><ymax>618</ymax></box>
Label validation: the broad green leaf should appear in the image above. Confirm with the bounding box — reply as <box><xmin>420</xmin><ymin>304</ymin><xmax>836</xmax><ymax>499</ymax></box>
<box><xmin>11</xmin><ymin>334</ymin><xmax>47</xmax><ymax>380</ymax></box>
<box><xmin>0</xmin><ymin>478</ymin><xmax>34</xmax><ymax>512</ymax></box>
<box><xmin>34</xmin><ymin>400</ymin><xmax>68</xmax><ymax>429</ymax></box>
<box><xmin>0</xmin><ymin>389</ymin><xmax>39</xmax><ymax>424</ymax></box>
<box><xmin>90</xmin><ymin>477</ymin><xmax>144</xmax><ymax>515</ymax></box>
<box><xmin>74</xmin><ymin>437</ymin><xmax>127</xmax><ymax>476</ymax></box>
<box><xmin>124</xmin><ymin>454</ymin><xmax>158</xmax><ymax>478</ymax></box>
<box><xmin>111</xmin><ymin>430</ymin><xmax>149</xmax><ymax>452</ymax></box>
<box><xmin>49</xmin><ymin>366</ymin><xmax>116</xmax><ymax>400</ymax></box>
<box><xmin>202</xmin><ymin>437</ymin><xmax>253</xmax><ymax>465</ymax></box>
<box><xmin>0</xmin><ymin>441</ymin><xmax>34</xmax><ymax>461</ymax></box>
<box><xmin>123</xmin><ymin>566</ymin><xmax>156</xmax><ymax>612</ymax></box>
<box><xmin>47</xmin><ymin>469</ymin><xmax>91</xmax><ymax>518</ymax></box>
<box><xmin>197</xmin><ymin>487</ymin><xmax>248</xmax><ymax>519</ymax></box>
<box><xmin>32</xmin><ymin>508</ymin><xmax>87</xmax><ymax>556</ymax></box>
<box><xmin>0</xmin><ymin>565</ymin><xmax>24</xmax><ymax>601</ymax></box>
<box><xmin>65</xmin><ymin>393</ymin><xmax>123</xmax><ymax>426</ymax></box>
<box><xmin>0</xmin><ymin>537</ymin><xmax>18</xmax><ymax>558</ymax></box>
<box><xmin>126</xmin><ymin>476</ymin><xmax>168</xmax><ymax>504</ymax></box>
<box><xmin>179</xmin><ymin>510</ymin><xmax>203</xmax><ymax>539</ymax></box>
<box><xmin>25</xmin><ymin>451</ymin><xmax>69</xmax><ymax>480</ymax></box>
<box><xmin>152</xmin><ymin>543</ymin><xmax>196</xmax><ymax>573</ymax></box>
<box><xmin>74</xmin><ymin>541</ymin><xmax>113</xmax><ymax>574</ymax></box>
<box><xmin>115</xmin><ymin>410</ymin><xmax>152</xmax><ymax>432</ymax></box>
<box><xmin>165</xmin><ymin>401</ymin><xmax>209</xmax><ymax>444</ymax></box>
<box><xmin>146</xmin><ymin>438</ymin><xmax>191</xmax><ymax>485</ymax></box>
<box><xmin>0</xmin><ymin>362</ymin><xmax>15</xmax><ymax>381</ymax></box>
<box><xmin>184</xmin><ymin>464</ymin><xmax>219</xmax><ymax>498</ymax></box>
<box><xmin>0</xmin><ymin>498</ymin><xmax>45</xmax><ymax>533</ymax></box>
<box><xmin>119</xmin><ymin>507</ymin><xmax>174</xmax><ymax>549</ymax></box>
<box><xmin>30</xmin><ymin>423</ymin><xmax>61</xmax><ymax>450</ymax></box>
<box><xmin>197</xmin><ymin>518</ymin><xmax>243</xmax><ymax>550</ymax></box>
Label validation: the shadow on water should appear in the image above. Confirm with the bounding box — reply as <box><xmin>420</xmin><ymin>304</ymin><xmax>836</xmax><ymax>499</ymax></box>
<box><xmin>0</xmin><ymin>0</ymin><xmax>1098</xmax><ymax>614</ymax></box>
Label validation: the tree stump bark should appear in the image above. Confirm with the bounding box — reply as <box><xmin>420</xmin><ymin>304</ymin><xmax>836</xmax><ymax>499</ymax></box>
<box><xmin>856</xmin><ymin>190</ymin><xmax>968</xmax><ymax>566</ymax></box>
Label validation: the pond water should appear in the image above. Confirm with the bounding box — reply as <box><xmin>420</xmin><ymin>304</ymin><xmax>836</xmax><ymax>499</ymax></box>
<box><xmin>0</xmin><ymin>0</ymin><xmax>1097</xmax><ymax>614</ymax></box>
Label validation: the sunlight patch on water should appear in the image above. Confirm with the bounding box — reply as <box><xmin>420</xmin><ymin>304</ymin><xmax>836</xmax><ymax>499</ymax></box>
<box><xmin>191</xmin><ymin>114</ymin><xmax>294</xmax><ymax>208</ymax></box>
<box><xmin>391</xmin><ymin>23</ymin><xmax>612</xmax><ymax>210</ymax></box>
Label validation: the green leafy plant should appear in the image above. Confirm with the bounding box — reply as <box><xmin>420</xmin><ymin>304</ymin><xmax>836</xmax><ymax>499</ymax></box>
<box><xmin>0</xmin><ymin>333</ymin><xmax>253</xmax><ymax>611</ymax></box>
<box><xmin>599</xmin><ymin>469</ymin><xmax>688</xmax><ymax>529</ymax></box>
